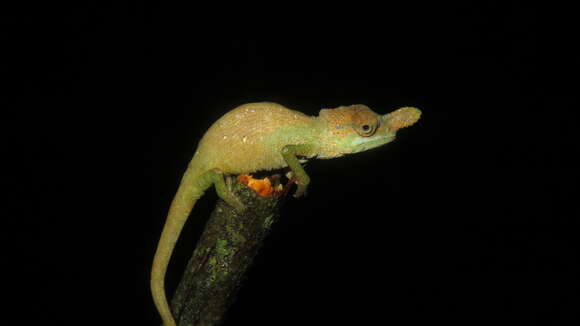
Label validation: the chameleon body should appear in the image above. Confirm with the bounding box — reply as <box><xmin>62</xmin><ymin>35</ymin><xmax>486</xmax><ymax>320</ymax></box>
<box><xmin>151</xmin><ymin>102</ymin><xmax>421</xmax><ymax>326</ymax></box>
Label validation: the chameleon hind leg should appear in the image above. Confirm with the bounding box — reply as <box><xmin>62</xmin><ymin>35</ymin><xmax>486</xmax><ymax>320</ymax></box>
<box><xmin>199</xmin><ymin>168</ymin><xmax>246</xmax><ymax>212</ymax></box>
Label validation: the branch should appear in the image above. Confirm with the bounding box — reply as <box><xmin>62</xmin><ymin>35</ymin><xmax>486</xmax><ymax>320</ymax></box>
<box><xmin>170</xmin><ymin>176</ymin><xmax>285</xmax><ymax>326</ymax></box>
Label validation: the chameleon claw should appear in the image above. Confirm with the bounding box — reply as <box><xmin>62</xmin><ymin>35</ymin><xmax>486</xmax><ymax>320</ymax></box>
<box><xmin>226</xmin><ymin>193</ymin><xmax>247</xmax><ymax>213</ymax></box>
<box><xmin>225</xmin><ymin>175</ymin><xmax>234</xmax><ymax>192</ymax></box>
<box><xmin>293</xmin><ymin>185</ymin><xmax>308</xmax><ymax>198</ymax></box>
<box><xmin>232</xmin><ymin>200</ymin><xmax>247</xmax><ymax>213</ymax></box>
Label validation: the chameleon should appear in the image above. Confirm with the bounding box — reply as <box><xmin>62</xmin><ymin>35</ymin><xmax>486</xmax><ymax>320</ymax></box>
<box><xmin>151</xmin><ymin>102</ymin><xmax>421</xmax><ymax>326</ymax></box>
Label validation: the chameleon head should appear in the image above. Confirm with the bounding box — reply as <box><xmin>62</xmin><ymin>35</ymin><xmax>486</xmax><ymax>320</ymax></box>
<box><xmin>317</xmin><ymin>105</ymin><xmax>421</xmax><ymax>158</ymax></box>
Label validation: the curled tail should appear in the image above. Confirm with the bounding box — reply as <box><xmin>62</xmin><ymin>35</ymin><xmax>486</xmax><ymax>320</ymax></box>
<box><xmin>151</xmin><ymin>166</ymin><xmax>206</xmax><ymax>326</ymax></box>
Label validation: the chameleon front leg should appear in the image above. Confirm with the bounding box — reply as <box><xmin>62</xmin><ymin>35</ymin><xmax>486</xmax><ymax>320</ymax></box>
<box><xmin>281</xmin><ymin>144</ymin><xmax>313</xmax><ymax>198</ymax></box>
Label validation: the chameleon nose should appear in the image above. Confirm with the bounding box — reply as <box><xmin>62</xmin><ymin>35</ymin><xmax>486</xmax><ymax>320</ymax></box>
<box><xmin>381</xmin><ymin>107</ymin><xmax>421</xmax><ymax>132</ymax></box>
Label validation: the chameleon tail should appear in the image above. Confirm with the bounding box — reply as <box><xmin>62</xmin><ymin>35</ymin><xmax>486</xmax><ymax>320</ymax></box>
<box><xmin>151</xmin><ymin>166</ymin><xmax>206</xmax><ymax>326</ymax></box>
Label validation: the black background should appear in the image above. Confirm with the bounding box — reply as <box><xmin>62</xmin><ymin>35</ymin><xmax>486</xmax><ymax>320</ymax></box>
<box><xmin>4</xmin><ymin>2</ymin><xmax>578</xmax><ymax>325</ymax></box>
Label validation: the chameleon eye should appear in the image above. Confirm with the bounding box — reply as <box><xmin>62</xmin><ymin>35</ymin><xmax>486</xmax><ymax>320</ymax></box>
<box><xmin>356</xmin><ymin>124</ymin><xmax>375</xmax><ymax>137</ymax></box>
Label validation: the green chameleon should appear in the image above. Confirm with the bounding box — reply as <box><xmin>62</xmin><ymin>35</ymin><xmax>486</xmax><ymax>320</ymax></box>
<box><xmin>151</xmin><ymin>102</ymin><xmax>421</xmax><ymax>326</ymax></box>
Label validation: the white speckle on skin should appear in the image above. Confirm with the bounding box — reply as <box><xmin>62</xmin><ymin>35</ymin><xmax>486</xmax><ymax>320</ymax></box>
<box><xmin>223</xmin><ymin>136</ymin><xmax>228</xmax><ymax>140</ymax></box>
<box><xmin>242</xmin><ymin>136</ymin><xmax>247</xmax><ymax>143</ymax></box>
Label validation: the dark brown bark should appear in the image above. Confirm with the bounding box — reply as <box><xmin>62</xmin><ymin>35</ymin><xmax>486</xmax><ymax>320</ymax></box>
<box><xmin>170</xmin><ymin>178</ymin><xmax>284</xmax><ymax>326</ymax></box>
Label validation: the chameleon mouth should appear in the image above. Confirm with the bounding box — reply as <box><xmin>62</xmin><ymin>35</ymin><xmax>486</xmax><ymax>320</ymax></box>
<box><xmin>351</xmin><ymin>134</ymin><xmax>396</xmax><ymax>153</ymax></box>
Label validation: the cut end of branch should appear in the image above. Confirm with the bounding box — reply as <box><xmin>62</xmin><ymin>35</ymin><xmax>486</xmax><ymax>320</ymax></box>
<box><xmin>237</xmin><ymin>174</ymin><xmax>284</xmax><ymax>197</ymax></box>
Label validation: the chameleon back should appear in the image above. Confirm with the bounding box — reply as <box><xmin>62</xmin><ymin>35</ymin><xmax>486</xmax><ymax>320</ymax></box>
<box><xmin>192</xmin><ymin>102</ymin><xmax>319</xmax><ymax>174</ymax></box>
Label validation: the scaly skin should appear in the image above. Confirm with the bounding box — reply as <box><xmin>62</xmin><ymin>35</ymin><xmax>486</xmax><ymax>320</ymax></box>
<box><xmin>151</xmin><ymin>102</ymin><xmax>421</xmax><ymax>326</ymax></box>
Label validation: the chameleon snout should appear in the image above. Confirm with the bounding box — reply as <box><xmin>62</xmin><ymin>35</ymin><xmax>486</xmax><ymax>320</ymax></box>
<box><xmin>381</xmin><ymin>107</ymin><xmax>421</xmax><ymax>132</ymax></box>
